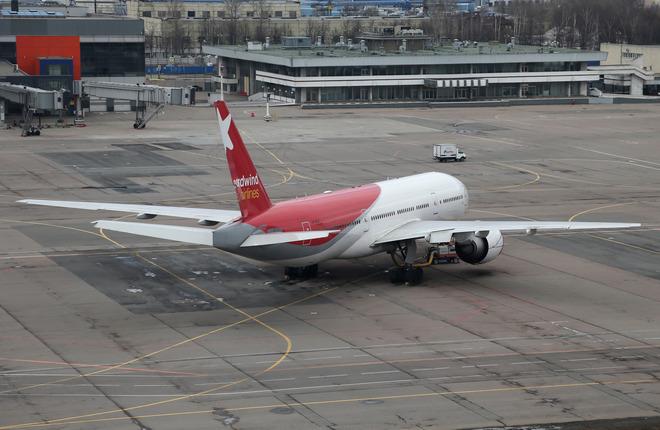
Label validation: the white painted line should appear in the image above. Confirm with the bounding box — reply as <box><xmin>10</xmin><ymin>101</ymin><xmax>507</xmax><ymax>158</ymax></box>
<box><xmin>260</xmin><ymin>378</ymin><xmax>296</xmax><ymax>383</ymax></box>
<box><xmin>570</xmin><ymin>366</ymin><xmax>626</xmax><ymax>371</ymax></box>
<box><xmin>193</xmin><ymin>382</ymin><xmax>235</xmax><ymax>386</ymax></box>
<box><xmin>478</xmin><ymin>364</ymin><xmax>499</xmax><ymax>368</ymax></box>
<box><xmin>1</xmin><ymin>367</ymin><xmax>73</xmax><ymax>374</ymax></box>
<box><xmin>308</xmin><ymin>374</ymin><xmax>348</xmax><ymax>379</ymax></box>
<box><xmin>618</xmin><ymin>355</ymin><xmax>644</xmax><ymax>359</ymax></box>
<box><xmin>644</xmin><ymin>337</ymin><xmax>660</xmax><ymax>340</ymax></box>
<box><xmin>510</xmin><ymin>361</ymin><xmax>544</xmax><ymax>365</ymax></box>
<box><xmin>353</xmin><ymin>354</ymin><xmax>369</xmax><ymax>358</ymax></box>
<box><xmin>133</xmin><ymin>384</ymin><xmax>173</xmax><ymax>388</ymax></box>
<box><xmin>430</xmin><ymin>374</ymin><xmax>483</xmax><ymax>380</ymax></box>
<box><xmin>461</xmin><ymin>365</ymin><xmax>475</xmax><ymax>368</ymax></box>
<box><xmin>0</xmin><ymin>373</ymin><xmax>80</xmax><ymax>377</ymax></box>
<box><xmin>401</xmin><ymin>350</ymin><xmax>430</xmax><ymax>354</ymax></box>
<box><xmin>360</xmin><ymin>370</ymin><xmax>400</xmax><ymax>375</ymax></box>
<box><xmin>0</xmin><ymin>372</ymin><xmax>207</xmax><ymax>379</ymax></box>
<box><xmin>412</xmin><ymin>367</ymin><xmax>450</xmax><ymax>372</ymax></box>
<box><xmin>254</xmin><ymin>359</ymin><xmax>280</xmax><ymax>364</ymax></box>
<box><xmin>576</xmin><ymin>147</ymin><xmax>660</xmax><ymax>167</ymax></box>
<box><xmin>0</xmin><ymin>378</ymin><xmax>417</xmax><ymax>398</ymax></box>
<box><xmin>561</xmin><ymin>358</ymin><xmax>597</xmax><ymax>362</ymax></box>
<box><xmin>302</xmin><ymin>356</ymin><xmax>342</xmax><ymax>361</ymax></box>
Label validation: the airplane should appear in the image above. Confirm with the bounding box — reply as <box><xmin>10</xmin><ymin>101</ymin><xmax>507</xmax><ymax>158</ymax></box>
<box><xmin>19</xmin><ymin>101</ymin><xmax>640</xmax><ymax>285</ymax></box>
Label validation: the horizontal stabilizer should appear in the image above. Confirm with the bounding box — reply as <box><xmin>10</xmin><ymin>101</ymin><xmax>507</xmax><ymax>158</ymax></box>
<box><xmin>241</xmin><ymin>230</ymin><xmax>339</xmax><ymax>247</ymax></box>
<box><xmin>94</xmin><ymin>220</ymin><xmax>214</xmax><ymax>246</ymax></box>
<box><xmin>19</xmin><ymin>199</ymin><xmax>240</xmax><ymax>224</ymax></box>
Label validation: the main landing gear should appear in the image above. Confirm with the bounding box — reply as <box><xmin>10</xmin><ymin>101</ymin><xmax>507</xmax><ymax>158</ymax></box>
<box><xmin>388</xmin><ymin>240</ymin><xmax>425</xmax><ymax>286</ymax></box>
<box><xmin>284</xmin><ymin>264</ymin><xmax>318</xmax><ymax>281</ymax></box>
<box><xmin>389</xmin><ymin>265</ymin><xmax>424</xmax><ymax>285</ymax></box>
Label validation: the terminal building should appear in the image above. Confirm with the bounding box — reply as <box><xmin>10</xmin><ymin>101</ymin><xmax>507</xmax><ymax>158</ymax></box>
<box><xmin>0</xmin><ymin>13</ymin><xmax>145</xmax><ymax>89</ymax></box>
<box><xmin>203</xmin><ymin>30</ymin><xmax>607</xmax><ymax>105</ymax></box>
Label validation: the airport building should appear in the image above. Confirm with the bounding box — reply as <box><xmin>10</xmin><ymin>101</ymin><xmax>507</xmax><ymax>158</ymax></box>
<box><xmin>0</xmin><ymin>13</ymin><xmax>145</xmax><ymax>90</ymax></box>
<box><xmin>0</xmin><ymin>12</ymin><xmax>146</xmax><ymax>112</ymax></box>
<box><xmin>598</xmin><ymin>43</ymin><xmax>660</xmax><ymax>95</ymax></box>
<box><xmin>203</xmin><ymin>30</ymin><xmax>607</xmax><ymax>105</ymax></box>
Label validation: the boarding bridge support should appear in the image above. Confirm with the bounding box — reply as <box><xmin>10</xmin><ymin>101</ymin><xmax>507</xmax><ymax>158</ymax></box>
<box><xmin>0</xmin><ymin>83</ymin><xmax>64</xmax><ymax>136</ymax></box>
<box><xmin>81</xmin><ymin>81</ymin><xmax>193</xmax><ymax>129</ymax></box>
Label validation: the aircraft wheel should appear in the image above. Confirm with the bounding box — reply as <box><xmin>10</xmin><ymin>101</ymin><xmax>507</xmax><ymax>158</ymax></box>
<box><xmin>404</xmin><ymin>267</ymin><xmax>423</xmax><ymax>286</ymax></box>
<box><xmin>285</xmin><ymin>265</ymin><xmax>318</xmax><ymax>280</ymax></box>
<box><xmin>389</xmin><ymin>267</ymin><xmax>405</xmax><ymax>284</ymax></box>
<box><xmin>284</xmin><ymin>266</ymin><xmax>300</xmax><ymax>280</ymax></box>
<box><xmin>302</xmin><ymin>264</ymin><xmax>318</xmax><ymax>278</ymax></box>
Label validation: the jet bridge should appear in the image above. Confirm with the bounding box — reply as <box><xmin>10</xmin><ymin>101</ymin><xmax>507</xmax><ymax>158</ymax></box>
<box><xmin>81</xmin><ymin>81</ymin><xmax>193</xmax><ymax>128</ymax></box>
<box><xmin>0</xmin><ymin>83</ymin><xmax>64</xmax><ymax>136</ymax></box>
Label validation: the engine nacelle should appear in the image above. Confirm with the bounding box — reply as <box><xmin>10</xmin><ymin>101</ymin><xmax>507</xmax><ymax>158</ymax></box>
<box><xmin>455</xmin><ymin>230</ymin><xmax>503</xmax><ymax>265</ymax></box>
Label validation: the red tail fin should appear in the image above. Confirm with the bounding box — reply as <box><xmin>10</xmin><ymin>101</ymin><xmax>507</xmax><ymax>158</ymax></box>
<box><xmin>214</xmin><ymin>100</ymin><xmax>272</xmax><ymax>220</ymax></box>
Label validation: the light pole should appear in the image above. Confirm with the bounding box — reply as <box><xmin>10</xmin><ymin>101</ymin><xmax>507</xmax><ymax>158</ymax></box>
<box><xmin>264</xmin><ymin>92</ymin><xmax>272</xmax><ymax>121</ymax></box>
<box><xmin>217</xmin><ymin>57</ymin><xmax>224</xmax><ymax>101</ymax></box>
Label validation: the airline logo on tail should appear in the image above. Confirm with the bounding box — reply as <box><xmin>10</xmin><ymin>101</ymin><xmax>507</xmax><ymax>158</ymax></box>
<box><xmin>216</xmin><ymin>108</ymin><xmax>234</xmax><ymax>150</ymax></box>
<box><xmin>233</xmin><ymin>175</ymin><xmax>261</xmax><ymax>201</ymax></box>
<box><xmin>213</xmin><ymin>100</ymin><xmax>273</xmax><ymax>219</ymax></box>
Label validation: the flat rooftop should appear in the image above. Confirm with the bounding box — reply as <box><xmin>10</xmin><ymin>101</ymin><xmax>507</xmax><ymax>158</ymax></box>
<box><xmin>204</xmin><ymin>43</ymin><xmax>607</xmax><ymax>67</ymax></box>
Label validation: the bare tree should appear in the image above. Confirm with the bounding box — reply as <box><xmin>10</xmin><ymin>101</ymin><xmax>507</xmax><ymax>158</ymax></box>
<box><xmin>225</xmin><ymin>0</ymin><xmax>241</xmax><ymax>44</ymax></box>
<box><xmin>252</xmin><ymin>0</ymin><xmax>270</xmax><ymax>40</ymax></box>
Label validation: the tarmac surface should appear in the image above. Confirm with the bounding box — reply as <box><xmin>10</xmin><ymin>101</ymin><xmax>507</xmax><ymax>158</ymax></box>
<box><xmin>0</xmin><ymin>103</ymin><xmax>659</xmax><ymax>430</ymax></box>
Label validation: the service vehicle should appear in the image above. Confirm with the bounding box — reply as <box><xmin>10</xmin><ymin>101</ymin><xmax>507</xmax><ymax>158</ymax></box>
<box><xmin>433</xmin><ymin>144</ymin><xmax>466</xmax><ymax>162</ymax></box>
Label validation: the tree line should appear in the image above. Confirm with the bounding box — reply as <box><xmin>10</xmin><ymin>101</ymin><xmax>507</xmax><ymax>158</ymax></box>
<box><xmin>423</xmin><ymin>0</ymin><xmax>660</xmax><ymax>48</ymax></box>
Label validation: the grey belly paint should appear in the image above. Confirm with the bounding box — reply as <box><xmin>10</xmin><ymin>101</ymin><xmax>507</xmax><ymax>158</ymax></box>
<box><xmin>212</xmin><ymin>221</ymin><xmax>358</xmax><ymax>265</ymax></box>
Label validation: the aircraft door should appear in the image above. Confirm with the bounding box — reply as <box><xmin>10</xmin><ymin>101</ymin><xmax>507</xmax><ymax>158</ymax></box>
<box><xmin>431</xmin><ymin>192</ymin><xmax>439</xmax><ymax>215</ymax></box>
<box><xmin>301</xmin><ymin>221</ymin><xmax>311</xmax><ymax>246</ymax></box>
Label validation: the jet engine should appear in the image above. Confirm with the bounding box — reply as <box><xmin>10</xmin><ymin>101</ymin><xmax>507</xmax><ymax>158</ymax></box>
<box><xmin>455</xmin><ymin>230</ymin><xmax>503</xmax><ymax>264</ymax></box>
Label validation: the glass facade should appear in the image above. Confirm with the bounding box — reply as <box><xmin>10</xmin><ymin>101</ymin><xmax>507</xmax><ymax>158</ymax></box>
<box><xmin>0</xmin><ymin>42</ymin><xmax>17</xmax><ymax>64</ymax></box>
<box><xmin>80</xmin><ymin>43</ymin><xmax>145</xmax><ymax>77</ymax></box>
<box><xmin>241</xmin><ymin>56</ymin><xmax>593</xmax><ymax>104</ymax></box>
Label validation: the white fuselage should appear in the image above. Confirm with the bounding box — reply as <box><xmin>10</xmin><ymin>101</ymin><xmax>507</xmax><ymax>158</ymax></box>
<box><xmin>267</xmin><ymin>172</ymin><xmax>469</xmax><ymax>266</ymax></box>
<box><xmin>338</xmin><ymin>172</ymin><xmax>468</xmax><ymax>259</ymax></box>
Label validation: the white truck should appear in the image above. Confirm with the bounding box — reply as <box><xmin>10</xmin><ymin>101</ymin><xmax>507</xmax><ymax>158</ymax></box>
<box><xmin>433</xmin><ymin>144</ymin><xmax>466</xmax><ymax>162</ymax></box>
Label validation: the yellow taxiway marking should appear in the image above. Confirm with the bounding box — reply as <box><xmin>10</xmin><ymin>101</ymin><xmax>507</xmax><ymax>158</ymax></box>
<box><xmin>568</xmin><ymin>202</ymin><xmax>658</xmax><ymax>255</ymax></box>
<box><xmin>468</xmin><ymin>209</ymin><xmax>535</xmax><ymax>221</ymax></box>
<box><xmin>490</xmin><ymin>162</ymin><xmax>541</xmax><ymax>190</ymax></box>
<box><xmin>568</xmin><ymin>202</ymin><xmax>636</xmax><ymax>222</ymax></box>
<box><xmin>0</xmin><ymin>246</ymin><xmax>206</xmax><ymax>261</ymax></box>
<box><xmin>0</xmin><ymin>189</ymin><xmax>346</xmax><ymax>429</ymax></box>
<box><xmin>1</xmin><ymin>378</ymin><xmax>655</xmax><ymax>429</ymax></box>
<box><xmin>0</xmin><ymin>218</ymin><xmax>104</xmax><ymax>240</ymax></box>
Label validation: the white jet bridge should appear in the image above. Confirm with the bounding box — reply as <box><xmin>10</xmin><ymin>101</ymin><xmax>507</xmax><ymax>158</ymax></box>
<box><xmin>80</xmin><ymin>81</ymin><xmax>193</xmax><ymax>129</ymax></box>
<box><xmin>0</xmin><ymin>82</ymin><xmax>64</xmax><ymax>136</ymax></box>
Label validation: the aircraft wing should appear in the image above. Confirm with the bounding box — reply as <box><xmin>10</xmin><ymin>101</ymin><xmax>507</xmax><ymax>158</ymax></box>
<box><xmin>372</xmin><ymin>220</ymin><xmax>641</xmax><ymax>245</ymax></box>
<box><xmin>18</xmin><ymin>199</ymin><xmax>241</xmax><ymax>224</ymax></box>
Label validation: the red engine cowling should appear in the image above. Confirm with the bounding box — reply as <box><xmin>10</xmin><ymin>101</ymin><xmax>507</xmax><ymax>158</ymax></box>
<box><xmin>455</xmin><ymin>230</ymin><xmax>503</xmax><ymax>264</ymax></box>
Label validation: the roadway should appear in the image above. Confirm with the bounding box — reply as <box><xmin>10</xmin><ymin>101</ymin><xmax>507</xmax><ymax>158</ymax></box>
<box><xmin>0</xmin><ymin>102</ymin><xmax>659</xmax><ymax>429</ymax></box>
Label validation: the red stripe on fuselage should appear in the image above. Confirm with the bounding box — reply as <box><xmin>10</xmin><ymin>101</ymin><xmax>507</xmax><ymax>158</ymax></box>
<box><xmin>244</xmin><ymin>184</ymin><xmax>381</xmax><ymax>245</ymax></box>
